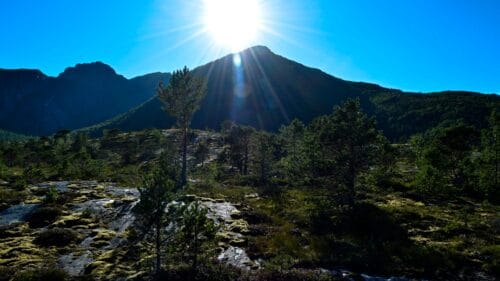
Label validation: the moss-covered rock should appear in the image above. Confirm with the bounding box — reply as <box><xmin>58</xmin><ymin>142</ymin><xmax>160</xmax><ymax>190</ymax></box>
<box><xmin>228</xmin><ymin>219</ymin><xmax>250</xmax><ymax>234</ymax></box>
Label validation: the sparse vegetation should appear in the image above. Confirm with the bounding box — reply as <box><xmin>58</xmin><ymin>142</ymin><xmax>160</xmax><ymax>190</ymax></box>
<box><xmin>0</xmin><ymin>99</ymin><xmax>498</xmax><ymax>281</ymax></box>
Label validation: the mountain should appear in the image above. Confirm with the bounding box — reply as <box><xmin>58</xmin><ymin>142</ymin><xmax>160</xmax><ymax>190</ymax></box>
<box><xmin>83</xmin><ymin>46</ymin><xmax>500</xmax><ymax>140</ymax></box>
<box><xmin>0</xmin><ymin>63</ymin><xmax>170</xmax><ymax>136</ymax></box>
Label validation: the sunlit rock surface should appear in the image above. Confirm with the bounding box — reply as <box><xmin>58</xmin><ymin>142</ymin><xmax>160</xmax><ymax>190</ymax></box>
<box><xmin>0</xmin><ymin>203</ymin><xmax>39</xmax><ymax>225</ymax></box>
<box><xmin>0</xmin><ymin>180</ymin><xmax>259</xmax><ymax>279</ymax></box>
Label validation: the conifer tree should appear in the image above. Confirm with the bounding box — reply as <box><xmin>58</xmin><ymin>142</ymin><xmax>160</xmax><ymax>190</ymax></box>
<box><xmin>157</xmin><ymin>67</ymin><xmax>207</xmax><ymax>186</ymax></box>
<box><xmin>134</xmin><ymin>147</ymin><xmax>181</xmax><ymax>277</ymax></box>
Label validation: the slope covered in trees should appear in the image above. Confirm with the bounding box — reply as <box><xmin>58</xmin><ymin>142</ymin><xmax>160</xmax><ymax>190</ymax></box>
<box><xmin>0</xmin><ymin>99</ymin><xmax>498</xmax><ymax>280</ymax></box>
<box><xmin>0</xmin><ymin>64</ymin><xmax>170</xmax><ymax>136</ymax></box>
<box><xmin>83</xmin><ymin>46</ymin><xmax>500</xmax><ymax>140</ymax></box>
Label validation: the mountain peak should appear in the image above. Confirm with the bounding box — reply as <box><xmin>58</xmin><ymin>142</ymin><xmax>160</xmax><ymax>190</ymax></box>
<box><xmin>58</xmin><ymin>62</ymin><xmax>119</xmax><ymax>80</ymax></box>
<box><xmin>239</xmin><ymin>45</ymin><xmax>273</xmax><ymax>55</ymax></box>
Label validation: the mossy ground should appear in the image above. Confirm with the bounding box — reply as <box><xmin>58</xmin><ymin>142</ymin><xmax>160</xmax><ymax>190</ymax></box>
<box><xmin>186</xmin><ymin>168</ymin><xmax>499</xmax><ymax>279</ymax></box>
<box><xmin>0</xmin><ymin>130</ymin><xmax>498</xmax><ymax>280</ymax></box>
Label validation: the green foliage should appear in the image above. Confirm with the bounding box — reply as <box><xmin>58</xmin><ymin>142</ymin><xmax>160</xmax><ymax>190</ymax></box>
<box><xmin>413</xmin><ymin>123</ymin><xmax>481</xmax><ymax>198</ymax></box>
<box><xmin>414</xmin><ymin>163</ymin><xmax>448</xmax><ymax>195</ymax></box>
<box><xmin>23</xmin><ymin>165</ymin><xmax>45</xmax><ymax>184</ymax></box>
<box><xmin>158</xmin><ymin>66</ymin><xmax>207</xmax><ymax>185</ymax></box>
<box><xmin>478</xmin><ymin>110</ymin><xmax>500</xmax><ymax>202</ymax></box>
<box><xmin>481</xmin><ymin>245</ymin><xmax>500</xmax><ymax>276</ymax></box>
<box><xmin>43</xmin><ymin>186</ymin><xmax>59</xmax><ymax>204</ymax></box>
<box><xmin>63</xmin><ymin>150</ymin><xmax>104</xmax><ymax>179</ymax></box>
<box><xmin>194</xmin><ymin>140</ymin><xmax>210</xmax><ymax>168</ymax></box>
<box><xmin>134</xmin><ymin>146</ymin><xmax>182</xmax><ymax>276</ymax></box>
<box><xmin>309</xmin><ymin>99</ymin><xmax>386</xmax><ymax>207</ymax></box>
<box><xmin>71</xmin><ymin>132</ymin><xmax>89</xmax><ymax>152</ymax></box>
<box><xmin>175</xmin><ymin>201</ymin><xmax>218</xmax><ymax>275</ymax></box>
<box><xmin>222</xmin><ymin>122</ymin><xmax>255</xmax><ymax>175</ymax></box>
<box><xmin>103</xmin><ymin>128</ymin><xmax>122</xmax><ymax>139</ymax></box>
<box><xmin>370</xmin><ymin>91</ymin><xmax>499</xmax><ymax>141</ymax></box>
<box><xmin>276</xmin><ymin>119</ymin><xmax>309</xmax><ymax>184</ymax></box>
<box><xmin>251</xmin><ymin>131</ymin><xmax>278</xmax><ymax>185</ymax></box>
<box><xmin>0</xmin><ymin>158</ymin><xmax>6</xmax><ymax>179</ymax></box>
<box><xmin>157</xmin><ymin>67</ymin><xmax>207</xmax><ymax>129</ymax></box>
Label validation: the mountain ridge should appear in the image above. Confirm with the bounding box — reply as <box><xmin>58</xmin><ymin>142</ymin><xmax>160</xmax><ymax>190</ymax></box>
<box><xmin>0</xmin><ymin>63</ymin><xmax>171</xmax><ymax>136</ymax></box>
<box><xmin>1</xmin><ymin>46</ymin><xmax>499</xmax><ymax>139</ymax></box>
<box><xmin>82</xmin><ymin>46</ymin><xmax>499</xmax><ymax>140</ymax></box>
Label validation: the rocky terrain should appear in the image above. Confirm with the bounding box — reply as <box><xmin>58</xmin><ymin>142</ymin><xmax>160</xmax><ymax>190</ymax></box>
<box><xmin>0</xmin><ymin>180</ymin><xmax>260</xmax><ymax>280</ymax></box>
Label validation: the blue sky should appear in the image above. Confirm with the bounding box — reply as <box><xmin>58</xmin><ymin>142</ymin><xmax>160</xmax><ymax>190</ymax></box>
<box><xmin>0</xmin><ymin>0</ymin><xmax>499</xmax><ymax>93</ymax></box>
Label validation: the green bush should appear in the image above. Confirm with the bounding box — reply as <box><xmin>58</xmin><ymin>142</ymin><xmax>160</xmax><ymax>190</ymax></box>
<box><xmin>13</xmin><ymin>177</ymin><xmax>27</xmax><ymax>190</ymax></box>
<box><xmin>33</xmin><ymin>228</ymin><xmax>80</xmax><ymax>247</ymax></box>
<box><xmin>0</xmin><ymin>266</ymin><xmax>13</xmax><ymax>281</ymax></box>
<box><xmin>23</xmin><ymin>165</ymin><xmax>45</xmax><ymax>184</ymax></box>
<box><xmin>0</xmin><ymin>189</ymin><xmax>25</xmax><ymax>209</ymax></box>
<box><xmin>27</xmin><ymin>206</ymin><xmax>62</xmax><ymax>228</ymax></box>
<box><xmin>335</xmin><ymin>202</ymin><xmax>408</xmax><ymax>242</ymax></box>
<box><xmin>43</xmin><ymin>186</ymin><xmax>59</xmax><ymax>204</ymax></box>
<box><xmin>0</xmin><ymin>160</ymin><xmax>7</xmax><ymax>179</ymax></box>
<box><xmin>481</xmin><ymin>245</ymin><xmax>500</xmax><ymax>276</ymax></box>
<box><xmin>12</xmin><ymin>267</ymin><xmax>68</xmax><ymax>281</ymax></box>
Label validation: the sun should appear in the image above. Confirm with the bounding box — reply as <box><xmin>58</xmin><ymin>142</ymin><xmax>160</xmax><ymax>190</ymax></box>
<box><xmin>203</xmin><ymin>0</ymin><xmax>262</xmax><ymax>52</ymax></box>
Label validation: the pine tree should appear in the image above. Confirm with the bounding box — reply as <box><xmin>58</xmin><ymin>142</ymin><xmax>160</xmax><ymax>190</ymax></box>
<box><xmin>134</xmin><ymin>147</ymin><xmax>182</xmax><ymax>277</ymax></box>
<box><xmin>194</xmin><ymin>140</ymin><xmax>210</xmax><ymax>168</ymax></box>
<box><xmin>251</xmin><ymin>131</ymin><xmax>277</xmax><ymax>185</ymax></box>
<box><xmin>176</xmin><ymin>201</ymin><xmax>217</xmax><ymax>279</ymax></box>
<box><xmin>278</xmin><ymin>119</ymin><xmax>307</xmax><ymax>183</ymax></box>
<box><xmin>312</xmin><ymin>99</ymin><xmax>384</xmax><ymax>208</ymax></box>
<box><xmin>157</xmin><ymin>67</ymin><xmax>207</xmax><ymax>186</ymax></box>
<box><xmin>222</xmin><ymin>123</ymin><xmax>254</xmax><ymax>175</ymax></box>
<box><xmin>479</xmin><ymin>110</ymin><xmax>499</xmax><ymax>202</ymax></box>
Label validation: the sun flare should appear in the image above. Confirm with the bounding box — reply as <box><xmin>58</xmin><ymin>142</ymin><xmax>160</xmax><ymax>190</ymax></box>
<box><xmin>203</xmin><ymin>0</ymin><xmax>262</xmax><ymax>52</ymax></box>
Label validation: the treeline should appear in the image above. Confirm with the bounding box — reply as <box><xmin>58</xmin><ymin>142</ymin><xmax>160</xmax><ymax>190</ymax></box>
<box><xmin>211</xmin><ymin>99</ymin><xmax>387</xmax><ymax>208</ymax></box>
<box><xmin>205</xmin><ymin>101</ymin><xmax>499</xmax><ymax>204</ymax></box>
<box><xmin>411</xmin><ymin>110</ymin><xmax>499</xmax><ymax>202</ymax></box>
<box><xmin>0</xmin><ymin>128</ymin><xmax>163</xmax><ymax>186</ymax></box>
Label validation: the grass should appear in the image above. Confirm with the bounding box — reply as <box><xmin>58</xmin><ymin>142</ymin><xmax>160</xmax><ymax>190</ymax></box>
<box><xmin>185</xmin><ymin>160</ymin><xmax>500</xmax><ymax>279</ymax></box>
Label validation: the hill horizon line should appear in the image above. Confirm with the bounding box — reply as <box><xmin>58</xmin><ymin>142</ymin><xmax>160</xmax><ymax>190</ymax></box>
<box><xmin>1</xmin><ymin>45</ymin><xmax>497</xmax><ymax>95</ymax></box>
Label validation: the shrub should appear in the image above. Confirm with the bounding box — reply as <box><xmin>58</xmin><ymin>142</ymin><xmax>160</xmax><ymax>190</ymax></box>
<box><xmin>0</xmin><ymin>266</ymin><xmax>13</xmax><ymax>281</ymax></box>
<box><xmin>43</xmin><ymin>186</ymin><xmax>59</xmax><ymax>204</ymax></box>
<box><xmin>12</xmin><ymin>267</ymin><xmax>68</xmax><ymax>281</ymax></box>
<box><xmin>335</xmin><ymin>202</ymin><xmax>408</xmax><ymax>242</ymax></box>
<box><xmin>12</xmin><ymin>177</ymin><xmax>27</xmax><ymax>190</ymax></box>
<box><xmin>27</xmin><ymin>206</ymin><xmax>62</xmax><ymax>228</ymax></box>
<box><xmin>23</xmin><ymin>165</ymin><xmax>45</xmax><ymax>184</ymax></box>
<box><xmin>0</xmin><ymin>189</ymin><xmax>24</xmax><ymax>209</ymax></box>
<box><xmin>33</xmin><ymin>228</ymin><xmax>80</xmax><ymax>247</ymax></box>
<box><xmin>481</xmin><ymin>245</ymin><xmax>500</xmax><ymax>276</ymax></box>
<box><xmin>0</xmin><ymin>160</ymin><xmax>7</xmax><ymax>179</ymax></box>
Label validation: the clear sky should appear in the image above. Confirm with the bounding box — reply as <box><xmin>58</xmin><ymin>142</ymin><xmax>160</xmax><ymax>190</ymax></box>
<box><xmin>0</xmin><ymin>0</ymin><xmax>499</xmax><ymax>93</ymax></box>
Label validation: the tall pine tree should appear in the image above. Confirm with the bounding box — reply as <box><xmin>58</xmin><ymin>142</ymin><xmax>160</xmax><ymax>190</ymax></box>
<box><xmin>157</xmin><ymin>67</ymin><xmax>206</xmax><ymax>186</ymax></box>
